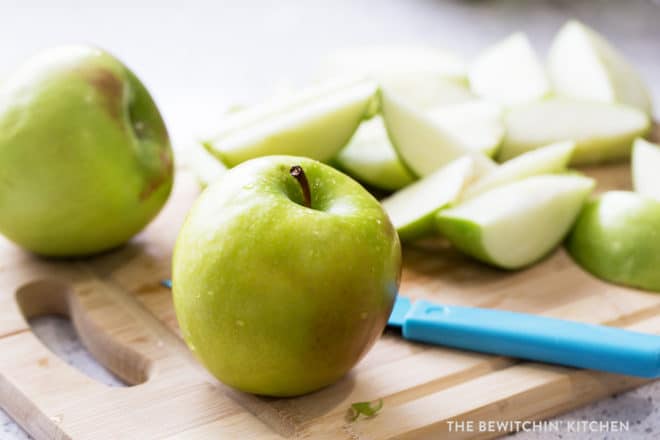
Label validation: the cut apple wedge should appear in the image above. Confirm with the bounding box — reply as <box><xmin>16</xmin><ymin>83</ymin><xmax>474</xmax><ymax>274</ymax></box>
<box><xmin>381</xmin><ymin>88</ymin><xmax>497</xmax><ymax>177</ymax></box>
<box><xmin>381</xmin><ymin>157</ymin><xmax>476</xmax><ymax>242</ymax></box>
<box><xmin>334</xmin><ymin>116</ymin><xmax>414</xmax><ymax>191</ymax></box>
<box><xmin>436</xmin><ymin>174</ymin><xmax>595</xmax><ymax>269</ymax></box>
<box><xmin>203</xmin><ymin>78</ymin><xmax>379</xmax><ymax>167</ymax></box>
<box><xmin>632</xmin><ymin>138</ymin><xmax>660</xmax><ymax>202</ymax></box>
<box><xmin>427</xmin><ymin>100</ymin><xmax>504</xmax><ymax>157</ymax></box>
<box><xmin>469</xmin><ymin>32</ymin><xmax>550</xmax><ymax>106</ymax></box>
<box><xmin>499</xmin><ymin>98</ymin><xmax>650</xmax><ymax>165</ymax></box>
<box><xmin>548</xmin><ymin>20</ymin><xmax>653</xmax><ymax>115</ymax></box>
<box><xmin>318</xmin><ymin>46</ymin><xmax>467</xmax><ymax>86</ymax></box>
<box><xmin>463</xmin><ymin>141</ymin><xmax>575</xmax><ymax>199</ymax></box>
<box><xmin>567</xmin><ymin>191</ymin><xmax>660</xmax><ymax>292</ymax></box>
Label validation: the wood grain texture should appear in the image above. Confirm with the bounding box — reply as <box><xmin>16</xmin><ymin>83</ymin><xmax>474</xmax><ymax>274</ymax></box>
<box><xmin>0</xmin><ymin>126</ymin><xmax>658</xmax><ymax>439</ymax></box>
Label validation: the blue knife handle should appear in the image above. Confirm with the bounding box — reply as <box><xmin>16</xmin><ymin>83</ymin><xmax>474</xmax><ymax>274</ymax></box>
<box><xmin>403</xmin><ymin>300</ymin><xmax>660</xmax><ymax>378</ymax></box>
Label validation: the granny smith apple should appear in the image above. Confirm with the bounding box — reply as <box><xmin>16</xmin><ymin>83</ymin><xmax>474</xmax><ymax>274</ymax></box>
<box><xmin>427</xmin><ymin>100</ymin><xmax>504</xmax><ymax>157</ymax></box>
<box><xmin>567</xmin><ymin>191</ymin><xmax>660</xmax><ymax>292</ymax></box>
<box><xmin>380</xmin><ymin>88</ymin><xmax>497</xmax><ymax>177</ymax></box>
<box><xmin>172</xmin><ymin>155</ymin><xmax>401</xmax><ymax>397</ymax></box>
<box><xmin>334</xmin><ymin>116</ymin><xmax>414</xmax><ymax>191</ymax></box>
<box><xmin>203</xmin><ymin>78</ymin><xmax>379</xmax><ymax>167</ymax></box>
<box><xmin>499</xmin><ymin>98</ymin><xmax>650</xmax><ymax>164</ymax></box>
<box><xmin>462</xmin><ymin>141</ymin><xmax>575</xmax><ymax>200</ymax></box>
<box><xmin>436</xmin><ymin>175</ymin><xmax>594</xmax><ymax>269</ymax></box>
<box><xmin>0</xmin><ymin>45</ymin><xmax>173</xmax><ymax>256</ymax></box>
<box><xmin>469</xmin><ymin>32</ymin><xmax>550</xmax><ymax>106</ymax></box>
<box><xmin>632</xmin><ymin>138</ymin><xmax>660</xmax><ymax>202</ymax></box>
<box><xmin>381</xmin><ymin>157</ymin><xmax>475</xmax><ymax>242</ymax></box>
<box><xmin>318</xmin><ymin>45</ymin><xmax>467</xmax><ymax>86</ymax></box>
<box><xmin>548</xmin><ymin>20</ymin><xmax>653</xmax><ymax>116</ymax></box>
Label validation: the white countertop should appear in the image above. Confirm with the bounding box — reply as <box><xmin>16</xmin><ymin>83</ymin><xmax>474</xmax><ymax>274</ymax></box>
<box><xmin>1</xmin><ymin>1</ymin><xmax>660</xmax><ymax>438</ymax></box>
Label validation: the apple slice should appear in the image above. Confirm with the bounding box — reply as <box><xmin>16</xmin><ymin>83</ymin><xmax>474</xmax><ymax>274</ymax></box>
<box><xmin>381</xmin><ymin>88</ymin><xmax>497</xmax><ymax>177</ymax></box>
<box><xmin>498</xmin><ymin>98</ymin><xmax>650</xmax><ymax>165</ymax></box>
<box><xmin>318</xmin><ymin>45</ymin><xmax>466</xmax><ymax>85</ymax></box>
<box><xmin>632</xmin><ymin>138</ymin><xmax>660</xmax><ymax>201</ymax></box>
<box><xmin>186</xmin><ymin>143</ymin><xmax>227</xmax><ymax>188</ymax></box>
<box><xmin>381</xmin><ymin>157</ymin><xmax>476</xmax><ymax>242</ymax></box>
<box><xmin>468</xmin><ymin>32</ymin><xmax>550</xmax><ymax>106</ymax></box>
<box><xmin>548</xmin><ymin>20</ymin><xmax>653</xmax><ymax>115</ymax></box>
<box><xmin>567</xmin><ymin>191</ymin><xmax>660</xmax><ymax>292</ymax></box>
<box><xmin>203</xmin><ymin>78</ymin><xmax>378</xmax><ymax>167</ymax></box>
<box><xmin>463</xmin><ymin>141</ymin><xmax>575</xmax><ymax>199</ymax></box>
<box><xmin>334</xmin><ymin>116</ymin><xmax>414</xmax><ymax>191</ymax></box>
<box><xmin>436</xmin><ymin>174</ymin><xmax>594</xmax><ymax>269</ymax></box>
<box><xmin>427</xmin><ymin>100</ymin><xmax>504</xmax><ymax>157</ymax></box>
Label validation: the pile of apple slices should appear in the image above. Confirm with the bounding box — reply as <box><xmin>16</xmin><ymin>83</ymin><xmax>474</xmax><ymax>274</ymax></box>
<box><xmin>193</xmin><ymin>20</ymin><xmax>658</xmax><ymax>285</ymax></box>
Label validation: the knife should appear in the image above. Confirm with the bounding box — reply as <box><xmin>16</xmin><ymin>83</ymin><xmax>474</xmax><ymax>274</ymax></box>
<box><xmin>389</xmin><ymin>296</ymin><xmax>660</xmax><ymax>378</ymax></box>
<box><xmin>161</xmin><ymin>280</ymin><xmax>660</xmax><ymax>378</ymax></box>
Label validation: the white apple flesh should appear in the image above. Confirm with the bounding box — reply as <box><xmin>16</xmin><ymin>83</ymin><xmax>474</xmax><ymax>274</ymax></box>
<box><xmin>632</xmin><ymin>138</ymin><xmax>660</xmax><ymax>202</ymax></box>
<box><xmin>334</xmin><ymin>116</ymin><xmax>414</xmax><ymax>191</ymax></box>
<box><xmin>427</xmin><ymin>100</ymin><xmax>504</xmax><ymax>157</ymax></box>
<box><xmin>499</xmin><ymin>98</ymin><xmax>650</xmax><ymax>165</ymax></box>
<box><xmin>548</xmin><ymin>20</ymin><xmax>653</xmax><ymax>116</ymax></box>
<box><xmin>381</xmin><ymin>157</ymin><xmax>476</xmax><ymax>242</ymax></box>
<box><xmin>469</xmin><ymin>32</ymin><xmax>550</xmax><ymax>106</ymax></box>
<box><xmin>380</xmin><ymin>88</ymin><xmax>497</xmax><ymax>177</ymax></box>
<box><xmin>463</xmin><ymin>141</ymin><xmax>575</xmax><ymax>200</ymax></box>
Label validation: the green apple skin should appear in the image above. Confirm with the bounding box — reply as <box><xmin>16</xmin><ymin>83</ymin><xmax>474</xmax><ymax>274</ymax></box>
<box><xmin>172</xmin><ymin>156</ymin><xmax>401</xmax><ymax>397</ymax></box>
<box><xmin>0</xmin><ymin>45</ymin><xmax>173</xmax><ymax>256</ymax></box>
<box><xmin>567</xmin><ymin>191</ymin><xmax>660</xmax><ymax>292</ymax></box>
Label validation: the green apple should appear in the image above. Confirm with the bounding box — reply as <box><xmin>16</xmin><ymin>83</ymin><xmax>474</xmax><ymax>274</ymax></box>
<box><xmin>498</xmin><ymin>98</ymin><xmax>650</xmax><ymax>164</ymax></box>
<box><xmin>381</xmin><ymin>156</ymin><xmax>476</xmax><ymax>242</ymax></box>
<box><xmin>185</xmin><ymin>142</ymin><xmax>227</xmax><ymax>188</ymax></box>
<box><xmin>548</xmin><ymin>20</ymin><xmax>653</xmax><ymax>116</ymax></box>
<box><xmin>436</xmin><ymin>174</ymin><xmax>594</xmax><ymax>269</ymax></box>
<box><xmin>469</xmin><ymin>32</ymin><xmax>550</xmax><ymax>106</ymax></box>
<box><xmin>0</xmin><ymin>45</ymin><xmax>173</xmax><ymax>256</ymax></box>
<box><xmin>172</xmin><ymin>155</ymin><xmax>401</xmax><ymax>397</ymax></box>
<box><xmin>318</xmin><ymin>45</ymin><xmax>466</xmax><ymax>86</ymax></box>
<box><xmin>203</xmin><ymin>78</ymin><xmax>378</xmax><ymax>167</ymax></box>
<box><xmin>567</xmin><ymin>191</ymin><xmax>660</xmax><ymax>292</ymax></box>
<box><xmin>333</xmin><ymin>116</ymin><xmax>414</xmax><ymax>191</ymax></box>
<box><xmin>632</xmin><ymin>138</ymin><xmax>660</xmax><ymax>202</ymax></box>
<box><xmin>463</xmin><ymin>141</ymin><xmax>575</xmax><ymax>200</ymax></box>
<box><xmin>380</xmin><ymin>88</ymin><xmax>497</xmax><ymax>177</ymax></box>
<box><xmin>427</xmin><ymin>100</ymin><xmax>504</xmax><ymax>157</ymax></box>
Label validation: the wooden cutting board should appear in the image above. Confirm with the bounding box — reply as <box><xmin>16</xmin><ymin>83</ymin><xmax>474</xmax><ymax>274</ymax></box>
<box><xmin>1</xmin><ymin>129</ymin><xmax>659</xmax><ymax>439</ymax></box>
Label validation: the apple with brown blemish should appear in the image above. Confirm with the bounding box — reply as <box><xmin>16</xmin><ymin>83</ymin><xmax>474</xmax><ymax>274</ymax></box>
<box><xmin>0</xmin><ymin>45</ymin><xmax>173</xmax><ymax>256</ymax></box>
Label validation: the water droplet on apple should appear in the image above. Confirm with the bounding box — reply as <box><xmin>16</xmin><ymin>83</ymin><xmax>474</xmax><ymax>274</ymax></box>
<box><xmin>236</xmin><ymin>319</ymin><xmax>245</xmax><ymax>327</ymax></box>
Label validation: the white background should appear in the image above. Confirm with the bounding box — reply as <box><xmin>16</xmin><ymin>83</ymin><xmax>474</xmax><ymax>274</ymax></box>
<box><xmin>1</xmin><ymin>1</ymin><xmax>660</xmax><ymax>438</ymax></box>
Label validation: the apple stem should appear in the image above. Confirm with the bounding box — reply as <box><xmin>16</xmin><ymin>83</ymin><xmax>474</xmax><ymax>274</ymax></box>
<box><xmin>290</xmin><ymin>165</ymin><xmax>311</xmax><ymax>208</ymax></box>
